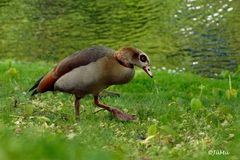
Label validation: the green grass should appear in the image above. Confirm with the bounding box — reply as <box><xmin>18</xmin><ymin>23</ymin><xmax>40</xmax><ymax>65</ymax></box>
<box><xmin>0</xmin><ymin>60</ymin><xmax>240</xmax><ymax>160</ymax></box>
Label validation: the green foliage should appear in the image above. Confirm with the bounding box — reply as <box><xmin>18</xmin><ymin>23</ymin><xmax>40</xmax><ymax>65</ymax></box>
<box><xmin>20</xmin><ymin>103</ymin><xmax>34</xmax><ymax>116</ymax></box>
<box><xmin>159</xmin><ymin>125</ymin><xmax>177</xmax><ymax>136</ymax></box>
<box><xmin>190</xmin><ymin>98</ymin><xmax>204</xmax><ymax>111</ymax></box>
<box><xmin>0</xmin><ymin>61</ymin><xmax>240</xmax><ymax>159</ymax></box>
<box><xmin>6</xmin><ymin>67</ymin><xmax>17</xmax><ymax>77</ymax></box>
<box><xmin>147</xmin><ymin>124</ymin><xmax>157</xmax><ymax>137</ymax></box>
<box><xmin>225</xmin><ymin>89</ymin><xmax>237</xmax><ymax>99</ymax></box>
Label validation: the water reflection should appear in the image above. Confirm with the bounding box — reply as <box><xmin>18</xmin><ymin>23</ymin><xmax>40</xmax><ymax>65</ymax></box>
<box><xmin>1</xmin><ymin>0</ymin><xmax>239</xmax><ymax>76</ymax></box>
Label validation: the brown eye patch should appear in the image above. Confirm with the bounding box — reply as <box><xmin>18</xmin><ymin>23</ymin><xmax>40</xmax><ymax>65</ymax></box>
<box><xmin>140</xmin><ymin>55</ymin><xmax>147</xmax><ymax>62</ymax></box>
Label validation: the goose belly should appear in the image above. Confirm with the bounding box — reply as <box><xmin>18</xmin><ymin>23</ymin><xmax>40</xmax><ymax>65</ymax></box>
<box><xmin>54</xmin><ymin>59</ymin><xmax>108</xmax><ymax>95</ymax></box>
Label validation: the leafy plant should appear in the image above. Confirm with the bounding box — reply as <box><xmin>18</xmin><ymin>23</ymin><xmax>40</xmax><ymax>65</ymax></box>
<box><xmin>225</xmin><ymin>74</ymin><xmax>238</xmax><ymax>99</ymax></box>
<box><xmin>190</xmin><ymin>84</ymin><xmax>205</xmax><ymax>111</ymax></box>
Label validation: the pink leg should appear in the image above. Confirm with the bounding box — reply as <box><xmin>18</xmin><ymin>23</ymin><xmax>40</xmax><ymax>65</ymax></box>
<box><xmin>94</xmin><ymin>96</ymin><xmax>112</xmax><ymax>112</ymax></box>
<box><xmin>75</xmin><ymin>98</ymin><xmax>80</xmax><ymax>117</ymax></box>
<box><xmin>94</xmin><ymin>95</ymin><xmax>136</xmax><ymax>121</ymax></box>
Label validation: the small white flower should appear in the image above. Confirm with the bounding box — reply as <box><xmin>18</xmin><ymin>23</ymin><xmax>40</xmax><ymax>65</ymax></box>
<box><xmin>221</xmin><ymin>120</ymin><xmax>229</xmax><ymax>126</ymax></box>
<box><xmin>15</xmin><ymin>121</ymin><xmax>20</xmax><ymax>125</ymax></box>
<box><xmin>227</xmin><ymin>7</ymin><xmax>233</xmax><ymax>12</ymax></box>
<box><xmin>207</xmin><ymin>15</ymin><xmax>213</xmax><ymax>21</ymax></box>
<box><xmin>196</xmin><ymin>6</ymin><xmax>201</xmax><ymax>10</ymax></box>
<box><xmin>199</xmin><ymin>132</ymin><xmax>205</xmax><ymax>136</ymax></box>
<box><xmin>223</xmin><ymin>4</ymin><xmax>228</xmax><ymax>8</ymax></box>
<box><xmin>192</xmin><ymin>61</ymin><xmax>198</xmax><ymax>65</ymax></box>
<box><xmin>162</xmin><ymin>67</ymin><xmax>166</xmax><ymax>70</ymax></box>
<box><xmin>218</xmin><ymin>8</ymin><xmax>223</xmax><ymax>12</ymax></box>
<box><xmin>180</xmin><ymin>28</ymin><xmax>185</xmax><ymax>32</ymax></box>
<box><xmin>229</xmin><ymin>134</ymin><xmax>234</xmax><ymax>138</ymax></box>
<box><xmin>189</xmin><ymin>31</ymin><xmax>194</xmax><ymax>35</ymax></box>
<box><xmin>67</xmin><ymin>133</ymin><xmax>76</xmax><ymax>140</ymax></box>
<box><xmin>176</xmin><ymin>144</ymin><xmax>182</xmax><ymax>148</ymax></box>
<box><xmin>213</xmin><ymin>13</ymin><xmax>219</xmax><ymax>17</ymax></box>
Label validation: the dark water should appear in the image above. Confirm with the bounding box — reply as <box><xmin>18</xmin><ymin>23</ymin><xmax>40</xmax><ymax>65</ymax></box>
<box><xmin>174</xmin><ymin>0</ymin><xmax>240</xmax><ymax>76</ymax></box>
<box><xmin>1</xmin><ymin>0</ymin><xmax>240</xmax><ymax>76</ymax></box>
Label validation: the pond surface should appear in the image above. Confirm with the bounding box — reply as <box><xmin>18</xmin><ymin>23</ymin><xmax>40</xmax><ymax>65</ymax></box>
<box><xmin>1</xmin><ymin>0</ymin><xmax>239</xmax><ymax>76</ymax></box>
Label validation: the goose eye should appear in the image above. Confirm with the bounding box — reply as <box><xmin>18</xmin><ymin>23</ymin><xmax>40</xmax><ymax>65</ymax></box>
<box><xmin>140</xmin><ymin>55</ymin><xmax>147</xmax><ymax>62</ymax></box>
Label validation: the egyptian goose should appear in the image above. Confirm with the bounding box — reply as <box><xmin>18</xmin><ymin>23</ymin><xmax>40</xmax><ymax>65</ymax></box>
<box><xmin>29</xmin><ymin>46</ymin><xmax>152</xmax><ymax>121</ymax></box>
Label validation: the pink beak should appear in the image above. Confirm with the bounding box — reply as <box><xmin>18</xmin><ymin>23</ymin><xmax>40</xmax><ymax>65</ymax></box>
<box><xmin>143</xmin><ymin>66</ymin><xmax>153</xmax><ymax>78</ymax></box>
